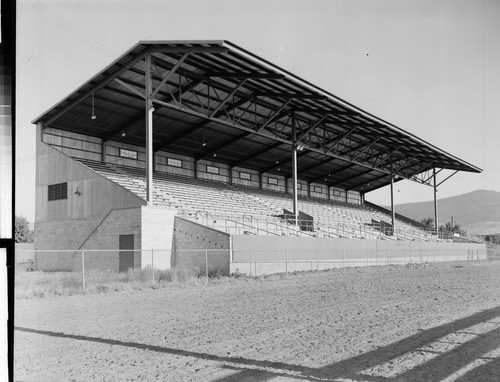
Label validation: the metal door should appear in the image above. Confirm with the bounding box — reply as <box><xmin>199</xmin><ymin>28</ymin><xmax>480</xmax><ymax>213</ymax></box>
<box><xmin>119</xmin><ymin>235</ymin><xmax>134</xmax><ymax>272</ymax></box>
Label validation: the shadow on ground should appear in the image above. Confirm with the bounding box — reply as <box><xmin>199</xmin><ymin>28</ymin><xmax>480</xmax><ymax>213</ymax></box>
<box><xmin>15</xmin><ymin>305</ymin><xmax>500</xmax><ymax>381</ymax></box>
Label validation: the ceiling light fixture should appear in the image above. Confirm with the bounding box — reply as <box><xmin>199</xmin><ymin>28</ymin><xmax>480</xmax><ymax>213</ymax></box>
<box><xmin>91</xmin><ymin>94</ymin><xmax>96</xmax><ymax>120</ymax></box>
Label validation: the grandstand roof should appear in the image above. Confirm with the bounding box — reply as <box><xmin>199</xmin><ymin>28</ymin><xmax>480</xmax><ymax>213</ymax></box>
<box><xmin>33</xmin><ymin>40</ymin><xmax>481</xmax><ymax>193</ymax></box>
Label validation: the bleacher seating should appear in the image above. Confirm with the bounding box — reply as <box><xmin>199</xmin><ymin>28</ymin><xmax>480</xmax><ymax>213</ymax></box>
<box><xmin>77</xmin><ymin>159</ymin><xmax>442</xmax><ymax>241</ymax></box>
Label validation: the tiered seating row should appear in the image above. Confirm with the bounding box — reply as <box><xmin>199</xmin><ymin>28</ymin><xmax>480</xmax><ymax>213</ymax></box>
<box><xmin>77</xmin><ymin>159</ymin><xmax>440</xmax><ymax>241</ymax></box>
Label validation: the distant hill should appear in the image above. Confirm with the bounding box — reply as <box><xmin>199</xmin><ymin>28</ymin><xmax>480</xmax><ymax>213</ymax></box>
<box><xmin>380</xmin><ymin>190</ymin><xmax>500</xmax><ymax>235</ymax></box>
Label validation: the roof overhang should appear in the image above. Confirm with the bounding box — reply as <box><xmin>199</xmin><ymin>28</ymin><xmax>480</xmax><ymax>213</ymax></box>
<box><xmin>33</xmin><ymin>40</ymin><xmax>482</xmax><ymax>193</ymax></box>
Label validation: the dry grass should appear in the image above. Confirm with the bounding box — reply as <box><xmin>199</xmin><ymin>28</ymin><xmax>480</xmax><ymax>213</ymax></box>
<box><xmin>15</xmin><ymin>265</ymin><xmax>208</xmax><ymax>299</ymax></box>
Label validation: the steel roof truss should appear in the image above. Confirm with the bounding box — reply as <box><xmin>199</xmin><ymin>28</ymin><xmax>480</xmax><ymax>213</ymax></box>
<box><xmin>409</xmin><ymin>168</ymin><xmax>437</xmax><ymax>187</ymax></box>
<box><xmin>323</xmin><ymin>126</ymin><xmax>357</xmax><ymax>154</ymax></box>
<box><xmin>398</xmin><ymin>157</ymin><xmax>429</xmax><ymax>179</ymax></box>
<box><xmin>151</xmin><ymin>53</ymin><xmax>190</xmax><ymax>99</ymax></box>
<box><xmin>369</xmin><ymin>146</ymin><xmax>402</xmax><ymax>169</ymax></box>
<box><xmin>255</xmin><ymin>99</ymin><xmax>292</xmax><ymax>132</ymax></box>
<box><xmin>344</xmin><ymin>138</ymin><xmax>381</xmax><ymax>162</ymax></box>
<box><xmin>295</xmin><ymin>114</ymin><xmax>329</xmax><ymax>145</ymax></box>
<box><xmin>114</xmin><ymin>78</ymin><xmax>146</xmax><ymax>99</ymax></box>
<box><xmin>151</xmin><ymin>91</ymin><xmax>445</xmax><ymax>182</ymax></box>
<box><xmin>436</xmin><ymin>169</ymin><xmax>459</xmax><ymax>188</ymax></box>
<box><xmin>272</xmin><ymin>113</ymin><xmax>292</xmax><ymax>139</ymax></box>
<box><xmin>104</xmin><ymin>77</ymin><xmax>205</xmax><ymax>142</ymax></box>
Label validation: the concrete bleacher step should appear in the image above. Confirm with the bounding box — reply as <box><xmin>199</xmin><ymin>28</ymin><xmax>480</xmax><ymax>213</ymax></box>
<box><xmin>77</xmin><ymin>159</ymin><xmax>437</xmax><ymax>242</ymax></box>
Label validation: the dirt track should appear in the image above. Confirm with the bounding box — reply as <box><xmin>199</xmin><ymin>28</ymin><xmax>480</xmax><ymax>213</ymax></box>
<box><xmin>15</xmin><ymin>262</ymin><xmax>500</xmax><ymax>381</ymax></box>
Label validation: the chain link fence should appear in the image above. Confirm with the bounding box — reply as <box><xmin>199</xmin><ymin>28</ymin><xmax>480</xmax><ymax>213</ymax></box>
<box><xmin>15</xmin><ymin>246</ymin><xmax>488</xmax><ymax>297</ymax></box>
<box><xmin>15</xmin><ymin>249</ymin><xmax>230</xmax><ymax>297</ymax></box>
<box><xmin>486</xmin><ymin>242</ymin><xmax>500</xmax><ymax>261</ymax></box>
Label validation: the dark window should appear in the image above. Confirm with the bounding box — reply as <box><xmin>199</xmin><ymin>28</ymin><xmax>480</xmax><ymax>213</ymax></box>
<box><xmin>119</xmin><ymin>148</ymin><xmax>138</xmax><ymax>159</ymax></box>
<box><xmin>314</xmin><ymin>186</ymin><xmax>323</xmax><ymax>193</ymax></box>
<box><xmin>333</xmin><ymin>190</ymin><xmax>342</xmax><ymax>197</ymax></box>
<box><xmin>48</xmin><ymin>183</ymin><xmax>68</xmax><ymax>201</ymax></box>
<box><xmin>268</xmin><ymin>177</ymin><xmax>278</xmax><ymax>185</ymax></box>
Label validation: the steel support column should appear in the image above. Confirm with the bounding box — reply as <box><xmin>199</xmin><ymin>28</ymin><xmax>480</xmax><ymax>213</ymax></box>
<box><xmin>145</xmin><ymin>52</ymin><xmax>154</xmax><ymax>205</ymax></box>
<box><xmin>101</xmin><ymin>141</ymin><xmax>106</xmax><ymax>163</ymax></box>
<box><xmin>292</xmin><ymin>112</ymin><xmax>299</xmax><ymax>226</ymax></box>
<box><xmin>433</xmin><ymin>167</ymin><xmax>439</xmax><ymax>237</ymax></box>
<box><xmin>390</xmin><ymin>160</ymin><xmax>395</xmax><ymax>230</ymax></box>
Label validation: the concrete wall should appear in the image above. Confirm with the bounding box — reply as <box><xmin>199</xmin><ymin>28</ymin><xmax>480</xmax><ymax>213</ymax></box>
<box><xmin>231</xmin><ymin>235</ymin><xmax>488</xmax><ymax>276</ymax></box>
<box><xmin>172</xmin><ymin>217</ymin><xmax>230</xmax><ymax>275</ymax></box>
<box><xmin>74</xmin><ymin>207</ymin><xmax>143</xmax><ymax>272</ymax></box>
<box><xmin>36</xmin><ymin>206</ymin><xmax>176</xmax><ymax>272</ymax></box>
<box><xmin>140</xmin><ymin>207</ymin><xmax>176</xmax><ymax>269</ymax></box>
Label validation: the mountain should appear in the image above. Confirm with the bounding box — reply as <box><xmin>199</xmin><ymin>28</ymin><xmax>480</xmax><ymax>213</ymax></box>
<box><xmin>380</xmin><ymin>190</ymin><xmax>500</xmax><ymax>235</ymax></box>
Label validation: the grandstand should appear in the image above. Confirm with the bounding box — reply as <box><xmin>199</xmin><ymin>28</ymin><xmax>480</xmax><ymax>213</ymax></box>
<box><xmin>31</xmin><ymin>41</ymin><xmax>486</xmax><ymax>274</ymax></box>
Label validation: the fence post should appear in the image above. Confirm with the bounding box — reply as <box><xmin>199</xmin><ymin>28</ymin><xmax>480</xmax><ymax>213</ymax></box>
<box><xmin>205</xmin><ymin>250</ymin><xmax>208</xmax><ymax>279</ymax></box>
<box><xmin>151</xmin><ymin>249</ymin><xmax>154</xmax><ymax>284</ymax></box>
<box><xmin>285</xmin><ymin>250</ymin><xmax>288</xmax><ymax>274</ymax></box>
<box><xmin>316</xmin><ymin>249</ymin><xmax>319</xmax><ymax>271</ymax></box>
<box><xmin>82</xmin><ymin>250</ymin><xmax>86</xmax><ymax>292</ymax></box>
<box><xmin>249</xmin><ymin>250</ymin><xmax>252</xmax><ymax>277</ymax></box>
<box><xmin>343</xmin><ymin>249</ymin><xmax>346</xmax><ymax>268</ymax></box>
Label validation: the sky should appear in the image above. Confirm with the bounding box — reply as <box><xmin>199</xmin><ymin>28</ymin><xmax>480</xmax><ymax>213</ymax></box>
<box><xmin>15</xmin><ymin>0</ymin><xmax>500</xmax><ymax>223</ymax></box>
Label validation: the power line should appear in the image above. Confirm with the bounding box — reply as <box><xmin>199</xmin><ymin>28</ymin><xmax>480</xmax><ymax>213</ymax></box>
<box><xmin>28</xmin><ymin>1</ymin><xmax>140</xmax><ymax>69</ymax></box>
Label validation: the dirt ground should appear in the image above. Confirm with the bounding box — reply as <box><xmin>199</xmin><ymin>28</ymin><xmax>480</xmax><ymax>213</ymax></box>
<box><xmin>14</xmin><ymin>261</ymin><xmax>500</xmax><ymax>381</ymax></box>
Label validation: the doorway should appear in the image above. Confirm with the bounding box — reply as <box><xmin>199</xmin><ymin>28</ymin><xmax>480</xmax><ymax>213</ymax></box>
<box><xmin>119</xmin><ymin>234</ymin><xmax>134</xmax><ymax>272</ymax></box>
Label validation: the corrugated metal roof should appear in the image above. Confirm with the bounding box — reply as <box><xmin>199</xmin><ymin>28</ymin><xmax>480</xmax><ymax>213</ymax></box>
<box><xmin>32</xmin><ymin>40</ymin><xmax>481</xmax><ymax>193</ymax></box>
